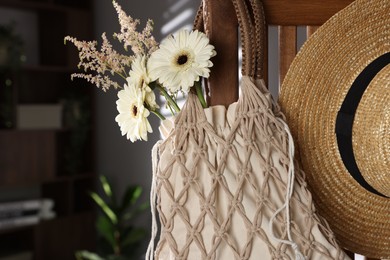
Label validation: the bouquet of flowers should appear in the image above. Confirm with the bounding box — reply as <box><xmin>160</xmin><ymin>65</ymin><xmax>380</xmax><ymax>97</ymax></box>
<box><xmin>65</xmin><ymin>1</ymin><xmax>216</xmax><ymax>142</ymax></box>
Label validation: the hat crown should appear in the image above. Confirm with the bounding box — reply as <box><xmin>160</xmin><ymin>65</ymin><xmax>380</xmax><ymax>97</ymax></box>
<box><xmin>353</xmin><ymin>64</ymin><xmax>390</xmax><ymax>197</ymax></box>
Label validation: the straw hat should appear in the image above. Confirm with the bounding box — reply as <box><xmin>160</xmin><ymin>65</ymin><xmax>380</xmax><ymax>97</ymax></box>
<box><xmin>278</xmin><ymin>0</ymin><xmax>389</xmax><ymax>258</ymax></box>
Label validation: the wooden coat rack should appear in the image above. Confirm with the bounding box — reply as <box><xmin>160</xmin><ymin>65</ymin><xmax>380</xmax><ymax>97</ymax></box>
<box><xmin>202</xmin><ymin>0</ymin><xmax>239</xmax><ymax>107</ymax></box>
<box><xmin>202</xmin><ymin>0</ymin><xmax>355</xmax><ymax>105</ymax></box>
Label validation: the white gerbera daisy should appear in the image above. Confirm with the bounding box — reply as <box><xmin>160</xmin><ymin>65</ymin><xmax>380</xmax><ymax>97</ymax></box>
<box><xmin>129</xmin><ymin>55</ymin><xmax>159</xmax><ymax>110</ymax></box>
<box><xmin>144</xmin><ymin>85</ymin><xmax>159</xmax><ymax>110</ymax></box>
<box><xmin>148</xmin><ymin>29</ymin><xmax>216</xmax><ymax>93</ymax></box>
<box><xmin>115</xmin><ymin>79</ymin><xmax>152</xmax><ymax>142</ymax></box>
<box><xmin>130</xmin><ymin>55</ymin><xmax>150</xmax><ymax>88</ymax></box>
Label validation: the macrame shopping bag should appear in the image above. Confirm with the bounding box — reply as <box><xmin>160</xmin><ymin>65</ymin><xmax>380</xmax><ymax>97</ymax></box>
<box><xmin>147</xmin><ymin>0</ymin><xmax>350</xmax><ymax>259</ymax></box>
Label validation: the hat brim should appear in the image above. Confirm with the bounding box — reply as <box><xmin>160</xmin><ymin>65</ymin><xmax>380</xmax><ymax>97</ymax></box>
<box><xmin>279</xmin><ymin>0</ymin><xmax>390</xmax><ymax>258</ymax></box>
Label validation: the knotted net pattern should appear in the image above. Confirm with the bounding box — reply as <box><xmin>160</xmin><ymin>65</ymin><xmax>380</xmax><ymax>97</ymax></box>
<box><xmin>149</xmin><ymin>77</ymin><xmax>349</xmax><ymax>260</ymax></box>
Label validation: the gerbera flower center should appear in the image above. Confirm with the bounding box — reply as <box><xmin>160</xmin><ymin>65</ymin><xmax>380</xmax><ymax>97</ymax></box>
<box><xmin>172</xmin><ymin>49</ymin><xmax>193</xmax><ymax>70</ymax></box>
<box><xmin>177</xmin><ymin>55</ymin><xmax>188</xmax><ymax>65</ymax></box>
<box><xmin>131</xmin><ymin>104</ymin><xmax>138</xmax><ymax>117</ymax></box>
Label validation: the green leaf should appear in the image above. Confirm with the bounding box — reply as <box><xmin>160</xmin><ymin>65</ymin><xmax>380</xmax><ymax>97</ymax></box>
<box><xmin>137</xmin><ymin>201</ymin><xmax>149</xmax><ymax>211</ymax></box>
<box><xmin>100</xmin><ymin>175</ymin><xmax>113</xmax><ymax>198</ymax></box>
<box><xmin>120</xmin><ymin>227</ymin><xmax>147</xmax><ymax>248</ymax></box>
<box><xmin>89</xmin><ymin>191</ymin><xmax>118</xmax><ymax>224</ymax></box>
<box><xmin>96</xmin><ymin>215</ymin><xmax>116</xmax><ymax>249</ymax></box>
<box><xmin>75</xmin><ymin>250</ymin><xmax>105</xmax><ymax>260</ymax></box>
<box><xmin>130</xmin><ymin>186</ymin><xmax>142</xmax><ymax>204</ymax></box>
<box><xmin>120</xmin><ymin>186</ymin><xmax>142</xmax><ymax>213</ymax></box>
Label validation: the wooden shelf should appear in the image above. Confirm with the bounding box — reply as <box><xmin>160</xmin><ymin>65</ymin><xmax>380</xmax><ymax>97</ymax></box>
<box><xmin>0</xmin><ymin>212</ymin><xmax>96</xmax><ymax>260</ymax></box>
<box><xmin>0</xmin><ymin>222</ymin><xmax>35</xmax><ymax>235</ymax></box>
<box><xmin>42</xmin><ymin>172</ymin><xmax>95</xmax><ymax>184</ymax></box>
<box><xmin>0</xmin><ymin>0</ymin><xmax>96</xmax><ymax>258</ymax></box>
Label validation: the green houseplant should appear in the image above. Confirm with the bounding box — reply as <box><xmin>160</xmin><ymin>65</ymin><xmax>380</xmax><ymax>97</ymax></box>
<box><xmin>76</xmin><ymin>175</ymin><xmax>149</xmax><ymax>260</ymax></box>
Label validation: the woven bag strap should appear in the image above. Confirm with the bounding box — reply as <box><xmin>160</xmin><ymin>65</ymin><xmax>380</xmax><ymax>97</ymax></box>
<box><xmin>247</xmin><ymin>0</ymin><xmax>266</xmax><ymax>79</ymax></box>
<box><xmin>194</xmin><ymin>0</ymin><xmax>265</xmax><ymax>79</ymax></box>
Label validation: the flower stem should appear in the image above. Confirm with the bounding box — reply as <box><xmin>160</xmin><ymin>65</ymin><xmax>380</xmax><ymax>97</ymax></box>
<box><xmin>194</xmin><ymin>81</ymin><xmax>207</xmax><ymax>108</ymax></box>
<box><xmin>166</xmin><ymin>102</ymin><xmax>175</xmax><ymax>116</ymax></box>
<box><xmin>151</xmin><ymin>110</ymin><xmax>166</xmax><ymax>120</ymax></box>
<box><xmin>156</xmin><ymin>84</ymin><xmax>180</xmax><ymax>113</ymax></box>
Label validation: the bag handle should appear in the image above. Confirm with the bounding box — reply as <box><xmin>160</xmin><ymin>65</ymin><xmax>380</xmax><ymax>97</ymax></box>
<box><xmin>247</xmin><ymin>0</ymin><xmax>266</xmax><ymax>79</ymax></box>
<box><xmin>194</xmin><ymin>0</ymin><xmax>265</xmax><ymax>79</ymax></box>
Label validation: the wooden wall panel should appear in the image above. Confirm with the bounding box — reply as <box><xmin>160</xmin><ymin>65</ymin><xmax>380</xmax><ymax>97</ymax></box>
<box><xmin>278</xmin><ymin>26</ymin><xmax>297</xmax><ymax>88</ymax></box>
<box><xmin>307</xmin><ymin>26</ymin><xmax>320</xmax><ymax>38</ymax></box>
